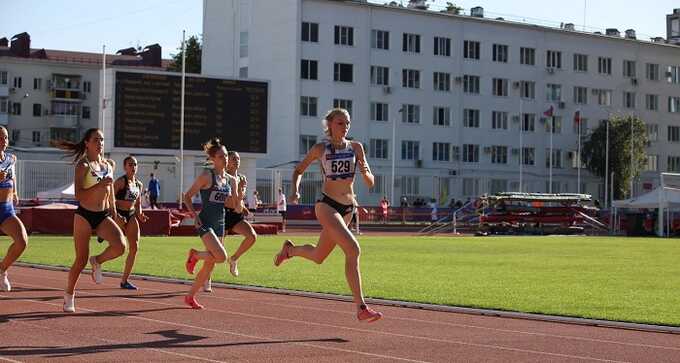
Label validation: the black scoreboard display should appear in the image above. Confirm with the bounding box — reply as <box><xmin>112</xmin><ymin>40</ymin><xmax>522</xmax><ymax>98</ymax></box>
<box><xmin>114</xmin><ymin>71</ymin><xmax>267</xmax><ymax>153</ymax></box>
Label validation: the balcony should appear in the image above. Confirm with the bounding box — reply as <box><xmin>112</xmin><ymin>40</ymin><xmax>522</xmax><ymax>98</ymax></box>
<box><xmin>0</xmin><ymin>85</ymin><xmax>8</xmax><ymax>97</ymax></box>
<box><xmin>50</xmin><ymin>74</ymin><xmax>82</xmax><ymax>91</ymax></box>
<box><xmin>50</xmin><ymin>89</ymin><xmax>85</xmax><ymax>102</ymax></box>
<box><xmin>0</xmin><ymin>113</ymin><xmax>7</xmax><ymax>126</ymax></box>
<box><xmin>49</xmin><ymin>114</ymin><xmax>79</xmax><ymax>128</ymax></box>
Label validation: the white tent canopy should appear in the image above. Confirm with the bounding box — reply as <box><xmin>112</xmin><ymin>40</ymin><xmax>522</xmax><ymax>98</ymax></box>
<box><xmin>612</xmin><ymin>186</ymin><xmax>680</xmax><ymax>209</ymax></box>
<box><xmin>36</xmin><ymin>183</ymin><xmax>75</xmax><ymax>200</ymax></box>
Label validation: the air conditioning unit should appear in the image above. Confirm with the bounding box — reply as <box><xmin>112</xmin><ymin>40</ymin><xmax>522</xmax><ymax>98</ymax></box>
<box><xmin>512</xmin><ymin>81</ymin><xmax>520</xmax><ymax>89</ymax></box>
<box><xmin>448</xmin><ymin>169</ymin><xmax>457</xmax><ymax>176</ymax></box>
<box><xmin>483</xmin><ymin>146</ymin><xmax>492</xmax><ymax>153</ymax></box>
<box><xmin>630</xmin><ymin>78</ymin><xmax>638</xmax><ymax>86</ymax></box>
<box><xmin>511</xmin><ymin>148</ymin><xmax>519</xmax><ymax>155</ymax></box>
<box><xmin>383</xmin><ymin>86</ymin><xmax>392</xmax><ymax>94</ymax></box>
<box><xmin>511</xmin><ymin>115</ymin><xmax>520</xmax><ymax>123</ymax></box>
<box><xmin>558</xmin><ymin>101</ymin><xmax>565</xmax><ymax>109</ymax></box>
<box><xmin>415</xmin><ymin>159</ymin><xmax>423</xmax><ymax>168</ymax></box>
<box><xmin>546</xmin><ymin>67</ymin><xmax>555</xmax><ymax>74</ymax></box>
<box><xmin>454</xmin><ymin>76</ymin><xmax>463</xmax><ymax>84</ymax></box>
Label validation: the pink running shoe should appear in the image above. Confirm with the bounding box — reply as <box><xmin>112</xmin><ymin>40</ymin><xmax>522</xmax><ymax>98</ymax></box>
<box><xmin>273</xmin><ymin>240</ymin><xmax>294</xmax><ymax>267</ymax></box>
<box><xmin>357</xmin><ymin>305</ymin><xmax>383</xmax><ymax>323</ymax></box>
<box><xmin>184</xmin><ymin>295</ymin><xmax>204</xmax><ymax>310</ymax></box>
<box><xmin>185</xmin><ymin>249</ymin><xmax>198</xmax><ymax>274</ymax></box>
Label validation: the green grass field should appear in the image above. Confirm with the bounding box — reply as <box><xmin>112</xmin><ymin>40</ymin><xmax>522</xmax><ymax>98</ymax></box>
<box><xmin>8</xmin><ymin>234</ymin><xmax>680</xmax><ymax>326</ymax></box>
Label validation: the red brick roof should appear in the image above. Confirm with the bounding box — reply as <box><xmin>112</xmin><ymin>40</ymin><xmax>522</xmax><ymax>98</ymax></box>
<box><xmin>0</xmin><ymin>46</ymin><xmax>171</xmax><ymax>69</ymax></box>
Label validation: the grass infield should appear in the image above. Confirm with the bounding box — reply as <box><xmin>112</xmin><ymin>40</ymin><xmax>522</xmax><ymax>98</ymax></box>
<box><xmin>8</xmin><ymin>234</ymin><xmax>680</xmax><ymax>326</ymax></box>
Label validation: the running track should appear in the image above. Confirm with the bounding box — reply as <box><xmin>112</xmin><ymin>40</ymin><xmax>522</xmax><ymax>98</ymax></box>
<box><xmin>1</xmin><ymin>266</ymin><xmax>680</xmax><ymax>362</ymax></box>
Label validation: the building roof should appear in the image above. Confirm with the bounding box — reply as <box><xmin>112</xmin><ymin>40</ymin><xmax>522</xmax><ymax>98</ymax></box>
<box><xmin>0</xmin><ymin>46</ymin><xmax>172</xmax><ymax>69</ymax></box>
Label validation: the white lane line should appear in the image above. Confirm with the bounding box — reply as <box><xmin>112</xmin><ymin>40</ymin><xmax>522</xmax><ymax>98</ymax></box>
<box><xmin>0</xmin><ymin>356</ymin><xmax>24</xmax><ymax>363</ymax></box>
<box><xmin>9</xmin><ymin>280</ymin><xmax>629</xmax><ymax>363</ymax></box>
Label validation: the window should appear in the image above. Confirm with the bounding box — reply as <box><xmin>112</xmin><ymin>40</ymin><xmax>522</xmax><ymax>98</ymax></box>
<box><xmin>239</xmin><ymin>67</ymin><xmax>248</xmax><ymax>78</ymax></box>
<box><xmin>33</xmin><ymin>78</ymin><xmax>42</xmax><ymax>90</ymax></box>
<box><xmin>0</xmin><ymin>71</ymin><xmax>7</xmax><ymax>85</ymax></box>
<box><xmin>371</xmin><ymin>29</ymin><xmax>389</xmax><ymax>50</ymax></box>
<box><xmin>433</xmin><ymin>142</ymin><xmax>450</xmax><ymax>161</ymax></box>
<box><xmin>623</xmin><ymin>92</ymin><xmax>636</xmax><ymax>109</ymax></box>
<box><xmin>522</xmin><ymin>113</ymin><xmax>535</xmax><ymax>132</ymax></box>
<box><xmin>491</xmin><ymin>111</ymin><xmax>508</xmax><ymax>130</ymax></box>
<box><xmin>82</xmin><ymin>106</ymin><xmax>90</xmax><ymax>119</ymax></box>
<box><xmin>645</xmin><ymin>155</ymin><xmax>658</xmax><ymax>171</ymax></box>
<box><xmin>573</xmin><ymin>54</ymin><xmax>588</xmax><ymax>72</ymax></box>
<box><xmin>546</xmin><ymin>50</ymin><xmax>561</xmax><ymax>68</ymax></box>
<box><xmin>668</xmin><ymin>156</ymin><xmax>680</xmax><ymax>172</ymax></box>
<box><xmin>370</xmin><ymin>102</ymin><xmax>389</xmax><ymax>121</ymax></box>
<box><xmin>401</xmin><ymin>140</ymin><xmax>420</xmax><ymax>160</ymax></box>
<box><xmin>370</xmin><ymin>174</ymin><xmax>385</xmax><ymax>194</ymax></box>
<box><xmin>520</xmin><ymin>81</ymin><xmax>535</xmax><ymax>99</ymax></box>
<box><xmin>646</xmin><ymin>63</ymin><xmax>659</xmax><ymax>81</ymax></box>
<box><xmin>299</xmin><ymin>135</ymin><xmax>317</xmax><ymax>155</ymax></box>
<box><xmin>370</xmin><ymin>66</ymin><xmax>389</xmax><ymax>86</ymax></box>
<box><xmin>433</xmin><ymin>106</ymin><xmax>450</xmax><ymax>126</ymax></box>
<box><xmin>646</xmin><ymin>124</ymin><xmax>658</xmax><ymax>141</ymax></box>
<box><xmin>491</xmin><ymin>146</ymin><xmax>508</xmax><ymax>164</ymax></box>
<box><xmin>545</xmin><ymin>116</ymin><xmax>562</xmax><ymax>134</ymax></box>
<box><xmin>595</xmin><ymin>89</ymin><xmax>612</xmax><ymax>106</ymax></box>
<box><xmin>462</xmin><ymin>144</ymin><xmax>479</xmax><ymax>163</ymax></box>
<box><xmin>0</xmin><ymin>99</ymin><xmax>7</xmax><ymax>114</ymax></box>
<box><xmin>433</xmin><ymin>72</ymin><xmax>450</xmax><ymax>91</ymax></box>
<box><xmin>463</xmin><ymin>178</ymin><xmax>480</xmax><ymax>196</ymax></box>
<box><xmin>401</xmin><ymin>104</ymin><xmax>420</xmax><ymax>123</ymax></box>
<box><xmin>669</xmin><ymin>126</ymin><xmax>680</xmax><ymax>142</ymax></box>
<box><xmin>370</xmin><ymin>139</ymin><xmax>389</xmax><ymax>159</ymax></box>
<box><xmin>32</xmin><ymin>131</ymin><xmax>40</xmax><ymax>143</ymax></box>
<box><xmin>11</xmin><ymin>130</ymin><xmax>19</xmax><ymax>143</ymax></box>
<box><xmin>520</xmin><ymin>47</ymin><xmax>535</xmax><ymax>65</ymax></box>
<box><xmin>463</xmin><ymin>40</ymin><xmax>480</xmax><ymax>60</ymax></box>
<box><xmin>598</xmin><ymin>57</ymin><xmax>612</xmax><ymax>75</ymax></box>
<box><xmin>434</xmin><ymin>36</ymin><xmax>450</xmax><ymax>56</ymax></box>
<box><xmin>239</xmin><ymin>31</ymin><xmax>248</xmax><ymax>57</ymax></box>
<box><xmin>623</xmin><ymin>60</ymin><xmax>636</xmax><ymax>78</ymax></box>
<box><xmin>302</xmin><ymin>22</ymin><xmax>319</xmax><ymax>42</ymax></box>
<box><xmin>11</xmin><ymin>102</ymin><xmax>21</xmax><ymax>115</ymax></box>
<box><xmin>401</xmin><ymin>176</ymin><xmax>420</xmax><ymax>195</ymax></box>
<box><xmin>300</xmin><ymin>59</ymin><xmax>318</xmax><ymax>80</ymax></box>
<box><xmin>333</xmin><ymin>63</ymin><xmax>353</xmax><ymax>82</ymax></box>
<box><xmin>492</xmin><ymin>78</ymin><xmax>507</xmax><ymax>96</ymax></box>
<box><xmin>402</xmin><ymin>69</ymin><xmax>420</xmax><ymax>88</ymax></box>
<box><xmin>402</xmin><ymin>33</ymin><xmax>420</xmax><ymax>53</ymax></box>
<box><xmin>669</xmin><ymin>96</ymin><xmax>680</xmax><ymax>113</ymax></box>
<box><xmin>463</xmin><ymin>75</ymin><xmax>480</xmax><ymax>94</ymax></box>
<box><xmin>13</xmin><ymin>77</ymin><xmax>22</xmax><ymax>88</ymax></box>
<box><xmin>668</xmin><ymin>66</ymin><xmax>680</xmax><ymax>84</ymax></box>
<box><xmin>573</xmin><ymin>86</ymin><xmax>588</xmax><ymax>104</ymax></box>
<box><xmin>646</xmin><ymin>94</ymin><xmax>659</xmax><ymax>111</ymax></box>
<box><xmin>463</xmin><ymin>109</ymin><xmax>480</xmax><ymax>128</ymax></box>
<box><xmin>546</xmin><ymin>84</ymin><xmax>562</xmax><ymax>102</ymax></box>
<box><xmin>334</xmin><ymin>25</ymin><xmax>354</xmax><ymax>46</ymax></box>
<box><xmin>333</xmin><ymin>99</ymin><xmax>352</xmax><ymax>116</ymax></box>
<box><xmin>522</xmin><ymin>147</ymin><xmax>535</xmax><ymax>165</ymax></box>
<box><xmin>492</xmin><ymin>44</ymin><xmax>508</xmax><ymax>63</ymax></box>
<box><xmin>546</xmin><ymin>149</ymin><xmax>563</xmax><ymax>168</ymax></box>
<box><xmin>300</xmin><ymin>96</ymin><xmax>318</xmax><ymax>117</ymax></box>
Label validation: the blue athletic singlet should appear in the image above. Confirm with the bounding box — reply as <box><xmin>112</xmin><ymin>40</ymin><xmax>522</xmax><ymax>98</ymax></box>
<box><xmin>319</xmin><ymin>140</ymin><xmax>356</xmax><ymax>181</ymax></box>
<box><xmin>0</xmin><ymin>153</ymin><xmax>16</xmax><ymax>189</ymax></box>
<box><xmin>197</xmin><ymin>169</ymin><xmax>231</xmax><ymax>237</ymax></box>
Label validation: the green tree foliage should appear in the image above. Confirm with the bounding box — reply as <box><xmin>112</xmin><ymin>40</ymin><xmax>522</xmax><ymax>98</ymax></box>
<box><xmin>581</xmin><ymin>115</ymin><xmax>648</xmax><ymax>200</ymax></box>
<box><xmin>444</xmin><ymin>2</ymin><xmax>463</xmax><ymax>14</ymax></box>
<box><xmin>167</xmin><ymin>35</ymin><xmax>202</xmax><ymax>74</ymax></box>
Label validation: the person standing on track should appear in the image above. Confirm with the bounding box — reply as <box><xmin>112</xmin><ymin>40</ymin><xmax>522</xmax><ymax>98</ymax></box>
<box><xmin>56</xmin><ymin>128</ymin><xmax>126</xmax><ymax>312</ymax></box>
<box><xmin>273</xmin><ymin>108</ymin><xmax>383</xmax><ymax>322</ymax></box>
<box><xmin>113</xmin><ymin>156</ymin><xmax>149</xmax><ymax>290</ymax></box>
<box><xmin>0</xmin><ymin>126</ymin><xmax>29</xmax><ymax>292</ymax></box>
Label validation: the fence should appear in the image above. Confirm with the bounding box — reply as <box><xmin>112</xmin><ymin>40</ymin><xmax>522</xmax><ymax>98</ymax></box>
<box><xmin>16</xmin><ymin>160</ymin><xmax>73</xmax><ymax>199</ymax></box>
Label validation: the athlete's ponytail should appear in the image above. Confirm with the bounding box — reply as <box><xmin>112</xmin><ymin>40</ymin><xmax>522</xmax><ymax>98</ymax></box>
<box><xmin>202</xmin><ymin>137</ymin><xmax>227</xmax><ymax>158</ymax></box>
<box><xmin>54</xmin><ymin>128</ymin><xmax>101</xmax><ymax>163</ymax></box>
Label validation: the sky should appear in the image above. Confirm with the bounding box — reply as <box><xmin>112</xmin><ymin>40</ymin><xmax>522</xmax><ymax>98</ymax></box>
<box><xmin>2</xmin><ymin>0</ymin><xmax>677</xmax><ymax>59</ymax></box>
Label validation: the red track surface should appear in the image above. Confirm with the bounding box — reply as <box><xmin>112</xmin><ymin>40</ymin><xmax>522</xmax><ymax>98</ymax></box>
<box><xmin>2</xmin><ymin>266</ymin><xmax>680</xmax><ymax>362</ymax></box>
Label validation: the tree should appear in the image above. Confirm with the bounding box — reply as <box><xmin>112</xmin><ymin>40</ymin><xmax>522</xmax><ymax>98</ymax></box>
<box><xmin>443</xmin><ymin>2</ymin><xmax>463</xmax><ymax>14</ymax></box>
<box><xmin>581</xmin><ymin>115</ymin><xmax>648</xmax><ymax>200</ymax></box>
<box><xmin>167</xmin><ymin>35</ymin><xmax>202</xmax><ymax>74</ymax></box>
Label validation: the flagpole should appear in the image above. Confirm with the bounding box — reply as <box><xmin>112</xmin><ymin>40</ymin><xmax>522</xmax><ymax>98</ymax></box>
<box><xmin>577</xmin><ymin>110</ymin><xmax>581</xmax><ymax>194</ymax></box>
<box><xmin>519</xmin><ymin>98</ymin><xmax>523</xmax><ymax>192</ymax></box>
<box><xmin>549</xmin><ymin>115</ymin><xmax>553</xmax><ymax>193</ymax></box>
<box><xmin>605</xmin><ymin>119</ymin><xmax>609</xmax><ymax>208</ymax></box>
<box><xmin>179</xmin><ymin>30</ymin><xmax>186</xmax><ymax>204</ymax></box>
<box><xmin>101</xmin><ymin>45</ymin><xmax>106</xmax><ymax>137</ymax></box>
<box><xmin>630</xmin><ymin>116</ymin><xmax>634</xmax><ymax>197</ymax></box>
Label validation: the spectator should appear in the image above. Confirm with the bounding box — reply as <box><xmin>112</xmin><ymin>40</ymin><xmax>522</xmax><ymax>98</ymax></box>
<box><xmin>429</xmin><ymin>198</ymin><xmax>438</xmax><ymax>223</ymax></box>
<box><xmin>248</xmin><ymin>190</ymin><xmax>261</xmax><ymax>212</ymax></box>
<box><xmin>276</xmin><ymin>188</ymin><xmax>287</xmax><ymax>232</ymax></box>
<box><xmin>379</xmin><ymin>196</ymin><xmax>390</xmax><ymax>223</ymax></box>
<box><xmin>400</xmin><ymin>196</ymin><xmax>408</xmax><ymax>224</ymax></box>
<box><xmin>147</xmin><ymin>173</ymin><xmax>160</xmax><ymax>209</ymax></box>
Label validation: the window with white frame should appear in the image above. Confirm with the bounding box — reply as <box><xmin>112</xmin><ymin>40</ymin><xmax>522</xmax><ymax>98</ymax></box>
<box><xmin>401</xmin><ymin>176</ymin><xmax>420</xmax><ymax>195</ymax></box>
<box><xmin>370</xmin><ymin>66</ymin><xmax>389</xmax><ymax>86</ymax></box>
<box><xmin>546</xmin><ymin>50</ymin><xmax>561</xmax><ymax>68</ymax></box>
<box><xmin>402</xmin><ymin>69</ymin><xmax>420</xmax><ymax>88</ymax></box>
<box><xmin>462</xmin><ymin>178</ymin><xmax>479</xmax><ymax>196</ymax></box>
<box><xmin>33</xmin><ymin>103</ymin><xmax>42</xmax><ymax>117</ymax></box>
<box><xmin>492</xmin><ymin>44</ymin><xmax>508</xmax><ymax>63</ymax></box>
<box><xmin>370</xmin><ymin>138</ymin><xmax>389</xmax><ymax>159</ymax></box>
<box><xmin>623</xmin><ymin>60</ymin><xmax>636</xmax><ymax>78</ymax></box>
<box><xmin>371</xmin><ymin>29</ymin><xmax>389</xmax><ymax>50</ymax></box>
<box><xmin>434</xmin><ymin>36</ymin><xmax>450</xmax><ymax>56</ymax></box>
<box><xmin>334</xmin><ymin>63</ymin><xmax>353</xmax><ymax>82</ymax></box>
<box><xmin>239</xmin><ymin>67</ymin><xmax>248</xmax><ymax>78</ymax></box>
<box><xmin>669</xmin><ymin>126</ymin><xmax>680</xmax><ymax>142</ymax></box>
<box><xmin>520</xmin><ymin>81</ymin><xmax>535</xmax><ymax>99</ymax></box>
<box><xmin>463</xmin><ymin>40</ymin><xmax>480</xmax><ymax>60</ymax></box>
<box><xmin>595</xmin><ymin>89</ymin><xmax>612</xmax><ymax>105</ymax></box>
<box><xmin>239</xmin><ymin>32</ymin><xmax>248</xmax><ymax>57</ymax></box>
<box><xmin>402</xmin><ymin>33</ymin><xmax>420</xmax><ymax>53</ymax></box>
<box><xmin>545</xmin><ymin>116</ymin><xmax>562</xmax><ymax>134</ymax></box>
<box><xmin>11</xmin><ymin>130</ymin><xmax>19</xmax><ymax>143</ymax></box>
<box><xmin>491</xmin><ymin>111</ymin><xmax>508</xmax><ymax>129</ymax></box>
<box><xmin>33</xmin><ymin>78</ymin><xmax>42</xmax><ymax>90</ymax></box>
<box><xmin>433</xmin><ymin>72</ymin><xmax>450</xmax><ymax>91</ymax></box>
<box><xmin>433</xmin><ymin>106</ymin><xmax>450</xmax><ymax>126</ymax></box>
<box><xmin>401</xmin><ymin>140</ymin><xmax>420</xmax><ymax>160</ymax></box>
<box><xmin>645</xmin><ymin>155</ymin><xmax>658</xmax><ymax>171</ymax></box>
<box><xmin>462</xmin><ymin>144</ymin><xmax>479</xmax><ymax>163</ymax></box>
<box><xmin>573</xmin><ymin>86</ymin><xmax>588</xmax><ymax>104</ymax></box>
<box><xmin>0</xmin><ymin>71</ymin><xmax>7</xmax><ymax>85</ymax></box>
<box><xmin>668</xmin><ymin>66</ymin><xmax>680</xmax><ymax>84</ymax></box>
<box><xmin>463</xmin><ymin>75</ymin><xmax>480</xmax><ymax>94</ymax></box>
<box><xmin>573</xmin><ymin>54</ymin><xmax>588</xmax><ymax>72</ymax></box>
<box><xmin>522</xmin><ymin>147</ymin><xmax>535</xmax><ymax>165</ymax></box>
<box><xmin>522</xmin><ymin>113</ymin><xmax>535</xmax><ymax>132</ymax></box>
<box><xmin>370</xmin><ymin>174</ymin><xmax>385</xmax><ymax>194</ymax></box>
<box><xmin>334</xmin><ymin>25</ymin><xmax>354</xmax><ymax>46</ymax></box>
<box><xmin>299</xmin><ymin>135</ymin><xmax>317</xmax><ymax>155</ymax></box>
<box><xmin>333</xmin><ymin>99</ymin><xmax>352</xmax><ymax>116</ymax></box>
<box><xmin>646</xmin><ymin>94</ymin><xmax>659</xmax><ymax>111</ymax></box>
<box><xmin>669</xmin><ymin>96</ymin><xmax>680</xmax><ymax>113</ymax></box>
<box><xmin>11</xmin><ymin>102</ymin><xmax>21</xmax><ymax>115</ymax></box>
<box><xmin>300</xmin><ymin>96</ymin><xmax>318</xmax><ymax>117</ymax></box>
<box><xmin>301</xmin><ymin>22</ymin><xmax>319</xmax><ymax>42</ymax></box>
<box><xmin>492</xmin><ymin>78</ymin><xmax>508</xmax><ymax>96</ymax></box>
<box><xmin>646</xmin><ymin>124</ymin><xmax>658</xmax><ymax>141</ymax></box>
<box><xmin>370</xmin><ymin>102</ymin><xmax>389</xmax><ymax>121</ymax></box>
<box><xmin>13</xmin><ymin>77</ymin><xmax>22</xmax><ymax>88</ymax></box>
<box><xmin>0</xmin><ymin>99</ymin><xmax>7</xmax><ymax>114</ymax></box>
<box><xmin>546</xmin><ymin>149</ymin><xmax>563</xmax><ymax>168</ymax></box>
<box><xmin>432</xmin><ymin>142</ymin><xmax>450</xmax><ymax>161</ymax></box>
<box><xmin>301</xmin><ymin>59</ymin><xmax>318</xmax><ymax>80</ymax></box>
<box><xmin>646</xmin><ymin>63</ymin><xmax>659</xmax><ymax>81</ymax></box>
<box><xmin>463</xmin><ymin>109</ymin><xmax>480</xmax><ymax>128</ymax></box>
<box><xmin>668</xmin><ymin>156</ymin><xmax>680</xmax><ymax>172</ymax></box>
<box><xmin>546</xmin><ymin>84</ymin><xmax>562</xmax><ymax>101</ymax></box>
<box><xmin>491</xmin><ymin>146</ymin><xmax>508</xmax><ymax>164</ymax></box>
<box><xmin>401</xmin><ymin>104</ymin><xmax>420</xmax><ymax>123</ymax></box>
<box><xmin>623</xmin><ymin>91</ymin><xmax>636</xmax><ymax>109</ymax></box>
<box><xmin>520</xmin><ymin>47</ymin><xmax>535</xmax><ymax>65</ymax></box>
<box><xmin>598</xmin><ymin>57</ymin><xmax>612</xmax><ymax>75</ymax></box>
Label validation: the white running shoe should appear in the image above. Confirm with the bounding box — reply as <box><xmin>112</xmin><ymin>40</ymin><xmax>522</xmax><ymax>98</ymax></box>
<box><xmin>0</xmin><ymin>270</ymin><xmax>10</xmax><ymax>292</ymax></box>
<box><xmin>89</xmin><ymin>256</ymin><xmax>103</xmax><ymax>284</ymax></box>
<box><xmin>63</xmin><ymin>293</ymin><xmax>75</xmax><ymax>312</ymax></box>
<box><xmin>227</xmin><ymin>256</ymin><xmax>239</xmax><ymax>277</ymax></box>
<box><xmin>203</xmin><ymin>279</ymin><xmax>212</xmax><ymax>292</ymax></box>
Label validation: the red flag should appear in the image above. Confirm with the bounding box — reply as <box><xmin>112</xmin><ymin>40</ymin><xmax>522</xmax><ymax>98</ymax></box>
<box><xmin>543</xmin><ymin>106</ymin><xmax>554</xmax><ymax>117</ymax></box>
<box><xmin>574</xmin><ymin>110</ymin><xmax>581</xmax><ymax>124</ymax></box>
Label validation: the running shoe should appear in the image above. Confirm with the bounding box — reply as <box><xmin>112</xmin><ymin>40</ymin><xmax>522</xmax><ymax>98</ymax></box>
<box><xmin>357</xmin><ymin>304</ymin><xmax>383</xmax><ymax>323</ymax></box>
<box><xmin>203</xmin><ymin>279</ymin><xmax>212</xmax><ymax>292</ymax></box>
<box><xmin>185</xmin><ymin>249</ymin><xmax>198</xmax><ymax>274</ymax></box>
<box><xmin>63</xmin><ymin>293</ymin><xmax>75</xmax><ymax>313</ymax></box>
<box><xmin>120</xmin><ymin>281</ymin><xmax>138</xmax><ymax>290</ymax></box>
<box><xmin>89</xmin><ymin>256</ymin><xmax>103</xmax><ymax>284</ymax></box>
<box><xmin>273</xmin><ymin>240</ymin><xmax>294</xmax><ymax>267</ymax></box>
<box><xmin>227</xmin><ymin>256</ymin><xmax>239</xmax><ymax>277</ymax></box>
<box><xmin>184</xmin><ymin>295</ymin><xmax>204</xmax><ymax>309</ymax></box>
<box><xmin>0</xmin><ymin>270</ymin><xmax>10</xmax><ymax>292</ymax></box>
